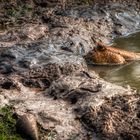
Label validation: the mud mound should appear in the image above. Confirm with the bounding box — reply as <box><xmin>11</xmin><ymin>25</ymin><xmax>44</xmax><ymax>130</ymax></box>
<box><xmin>77</xmin><ymin>94</ymin><xmax>140</xmax><ymax>140</ymax></box>
<box><xmin>48</xmin><ymin>72</ymin><xmax>131</xmax><ymax>106</ymax></box>
<box><xmin>21</xmin><ymin>60</ymin><xmax>86</xmax><ymax>89</ymax></box>
<box><xmin>19</xmin><ymin>51</ymin><xmax>87</xmax><ymax>89</ymax></box>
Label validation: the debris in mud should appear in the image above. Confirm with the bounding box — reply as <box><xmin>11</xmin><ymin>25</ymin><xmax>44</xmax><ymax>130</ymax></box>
<box><xmin>0</xmin><ymin>78</ymin><xmax>17</xmax><ymax>90</ymax></box>
<box><xmin>0</xmin><ymin>61</ymin><xmax>14</xmax><ymax>74</ymax></box>
<box><xmin>47</xmin><ymin>71</ymin><xmax>99</xmax><ymax>101</ymax></box>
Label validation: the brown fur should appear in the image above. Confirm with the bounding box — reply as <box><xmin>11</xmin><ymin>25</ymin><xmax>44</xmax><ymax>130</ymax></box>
<box><xmin>84</xmin><ymin>42</ymin><xmax>140</xmax><ymax>65</ymax></box>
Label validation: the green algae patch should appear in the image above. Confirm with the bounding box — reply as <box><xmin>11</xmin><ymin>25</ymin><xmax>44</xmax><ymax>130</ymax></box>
<box><xmin>0</xmin><ymin>106</ymin><xmax>23</xmax><ymax>140</ymax></box>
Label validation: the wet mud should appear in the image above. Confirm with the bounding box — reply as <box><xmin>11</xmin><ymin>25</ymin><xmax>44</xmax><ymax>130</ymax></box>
<box><xmin>0</xmin><ymin>0</ymin><xmax>140</xmax><ymax>139</ymax></box>
<box><xmin>77</xmin><ymin>94</ymin><xmax>140</xmax><ymax>140</ymax></box>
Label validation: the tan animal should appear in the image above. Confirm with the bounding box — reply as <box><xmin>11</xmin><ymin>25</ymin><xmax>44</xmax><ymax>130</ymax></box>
<box><xmin>84</xmin><ymin>42</ymin><xmax>140</xmax><ymax>65</ymax></box>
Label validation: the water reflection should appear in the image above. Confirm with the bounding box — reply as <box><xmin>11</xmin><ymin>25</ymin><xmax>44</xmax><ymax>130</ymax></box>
<box><xmin>105</xmin><ymin>61</ymin><xmax>140</xmax><ymax>90</ymax></box>
<box><xmin>115</xmin><ymin>32</ymin><xmax>140</xmax><ymax>52</ymax></box>
<box><xmin>89</xmin><ymin>32</ymin><xmax>140</xmax><ymax>91</ymax></box>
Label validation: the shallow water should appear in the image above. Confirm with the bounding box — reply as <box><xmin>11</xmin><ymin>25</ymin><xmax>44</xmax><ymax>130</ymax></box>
<box><xmin>89</xmin><ymin>32</ymin><xmax>140</xmax><ymax>91</ymax></box>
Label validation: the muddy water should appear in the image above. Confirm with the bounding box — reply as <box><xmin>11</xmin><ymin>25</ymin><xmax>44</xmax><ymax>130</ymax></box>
<box><xmin>89</xmin><ymin>32</ymin><xmax>140</xmax><ymax>91</ymax></box>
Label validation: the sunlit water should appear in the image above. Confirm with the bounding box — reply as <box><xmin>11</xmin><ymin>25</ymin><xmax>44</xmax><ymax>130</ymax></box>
<box><xmin>89</xmin><ymin>32</ymin><xmax>140</xmax><ymax>91</ymax></box>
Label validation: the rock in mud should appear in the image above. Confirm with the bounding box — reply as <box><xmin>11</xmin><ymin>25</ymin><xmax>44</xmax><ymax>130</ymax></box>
<box><xmin>19</xmin><ymin>24</ymin><xmax>48</xmax><ymax>41</ymax></box>
<box><xmin>0</xmin><ymin>95</ymin><xmax>9</xmax><ymax>107</ymax></box>
<box><xmin>16</xmin><ymin>113</ymin><xmax>39</xmax><ymax>140</ymax></box>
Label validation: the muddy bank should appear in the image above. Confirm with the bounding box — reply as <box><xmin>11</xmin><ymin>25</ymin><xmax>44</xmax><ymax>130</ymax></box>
<box><xmin>0</xmin><ymin>0</ymin><xmax>140</xmax><ymax>139</ymax></box>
